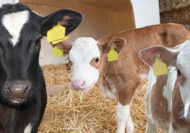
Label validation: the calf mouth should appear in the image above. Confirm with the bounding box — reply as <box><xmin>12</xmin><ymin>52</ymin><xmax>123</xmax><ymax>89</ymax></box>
<box><xmin>10</xmin><ymin>98</ymin><xmax>27</xmax><ymax>104</ymax></box>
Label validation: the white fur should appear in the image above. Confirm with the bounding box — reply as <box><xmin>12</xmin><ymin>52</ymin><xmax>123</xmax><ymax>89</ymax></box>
<box><xmin>116</xmin><ymin>103</ymin><xmax>133</xmax><ymax>133</ymax></box>
<box><xmin>24</xmin><ymin>123</ymin><xmax>32</xmax><ymax>133</ymax></box>
<box><xmin>147</xmin><ymin>68</ymin><xmax>157</xmax><ymax>95</ymax></box>
<box><xmin>11</xmin><ymin>100</ymin><xmax>21</xmax><ymax>104</ymax></box>
<box><xmin>163</xmin><ymin>66</ymin><xmax>177</xmax><ymax>112</ymax></box>
<box><xmin>2</xmin><ymin>10</ymin><xmax>29</xmax><ymax>46</ymax></box>
<box><xmin>177</xmin><ymin>40</ymin><xmax>190</xmax><ymax>78</ymax></box>
<box><xmin>69</xmin><ymin>37</ymin><xmax>100</xmax><ymax>92</ymax></box>
<box><xmin>140</xmin><ymin>74</ymin><xmax>148</xmax><ymax>80</ymax></box>
<box><xmin>177</xmin><ymin>40</ymin><xmax>190</xmax><ymax>120</ymax></box>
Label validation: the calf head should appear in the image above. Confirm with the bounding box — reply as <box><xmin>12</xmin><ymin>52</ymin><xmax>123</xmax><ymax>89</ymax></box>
<box><xmin>139</xmin><ymin>40</ymin><xmax>190</xmax><ymax>121</ymax></box>
<box><xmin>0</xmin><ymin>3</ymin><xmax>82</xmax><ymax>107</ymax></box>
<box><xmin>69</xmin><ymin>37</ymin><xmax>125</xmax><ymax>92</ymax></box>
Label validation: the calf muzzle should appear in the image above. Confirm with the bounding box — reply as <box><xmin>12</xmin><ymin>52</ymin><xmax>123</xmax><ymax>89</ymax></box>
<box><xmin>3</xmin><ymin>80</ymin><xmax>31</xmax><ymax>104</ymax></box>
<box><xmin>71</xmin><ymin>79</ymin><xmax>86</xmax><ymax>90</ymax></box>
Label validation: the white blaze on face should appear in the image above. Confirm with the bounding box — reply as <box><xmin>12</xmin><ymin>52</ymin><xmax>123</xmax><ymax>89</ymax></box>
<box><xmin>176</xmin><ymin>40</ymin><xmax>190</xmax><ymax>119</ymax></box>
<box><xmin>69</xmin><ymin>37</ymin><xmax>100</xmax><ymax>91</ymax></box>
<box><xmin>2</xmin><ymin>10</ymin><xmax>29</xmax><ymax>47</ymax></box>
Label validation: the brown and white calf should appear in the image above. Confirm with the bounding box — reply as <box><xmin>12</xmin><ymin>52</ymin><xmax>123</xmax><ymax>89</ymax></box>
<box><xmin>139</xmin><ymin>40</ymin><xmax>190</xmax><ymax>133</ymax></box>
<box><xmin>68</xmin><ymin>23</ymin><xmax>190</xmax><ymax>133</ymax></box>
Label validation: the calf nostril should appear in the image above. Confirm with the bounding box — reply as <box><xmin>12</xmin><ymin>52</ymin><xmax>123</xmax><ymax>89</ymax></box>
<box><xmin>72</xmin><ymin>80</ymin><xmax>86</xmax><ymax>89</ymax></box>
<box><xmin>24</xmin><ymin>86</ymin><xmax>30</xmax><ymax>94</ymax></box>
<box><xmin>4</xmin><ymin>87</ymin><xmax>11</xmax><ymax>94</ymax></box>
<box><xmin>3</xmin><ymin>84</ymin><xmax>11</xmax><ymax>94</ymax></box>
<box><xmin>81</xmin><ymin>81</ymin><xmax>86</xmax><ymax>87</ymax></box>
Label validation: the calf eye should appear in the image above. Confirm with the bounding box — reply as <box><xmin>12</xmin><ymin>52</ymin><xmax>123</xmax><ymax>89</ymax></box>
<box><xmin>95</xmin><ymin>58</ymin><xmax>99</xmax><ymax>63</ymax></box>
<box><xmin>35</xmin><ymin>37</ymin><xmax>41</xmax><ymax>45</ymax></box>
<box><xmin>177</xmin><ymin>69</ymin><xmax>181</xmax><ymax>76</ymax></box>
<box><xmin>34</xmin><ymin>38</ymin><xmax>42</xmax><ymax>49</ymax></box>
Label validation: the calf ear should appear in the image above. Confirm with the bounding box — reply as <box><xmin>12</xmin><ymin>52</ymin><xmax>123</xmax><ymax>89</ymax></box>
<box><xmin>139</xmin><ymin>46</ymin><xmax>178</xmax><ymax>66</ymax></box>
<box><xmin>100</xmin><ymin>37</ymin><xmax>126</xmax><ymax>53</ymax></box>
<box><xmin>41</xmin><ymin>9</ymin><xmax>83</xmax><ymax>36</ymax></box>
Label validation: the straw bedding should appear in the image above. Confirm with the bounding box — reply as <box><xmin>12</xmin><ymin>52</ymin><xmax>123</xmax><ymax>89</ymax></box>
<box><xmin>39</xmin><ymin>64</ymin><xmax>165</xmax><ymax>133</ymax></box>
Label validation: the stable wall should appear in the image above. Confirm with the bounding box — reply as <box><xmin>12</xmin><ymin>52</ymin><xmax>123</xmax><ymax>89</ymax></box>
<box><xmin>131</xmin><ymin>0</ymin><xmax>160</xmax><ymax>28</ymax></box>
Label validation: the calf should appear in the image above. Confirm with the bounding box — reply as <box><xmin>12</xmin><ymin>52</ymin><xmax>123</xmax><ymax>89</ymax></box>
<box><xmin>139</xmin><ymin>40</ymin><xmax>190</xmax><ymax>133</ymax></box>
<box><xmin>0</xmin><ymin>3</ymin><xmax>82</xmax><ymax>133</ymax></box>
<box><xmin>68</xmin><ymin>23</ymin><xmax>190</xmax><ymax>133</ymax></box>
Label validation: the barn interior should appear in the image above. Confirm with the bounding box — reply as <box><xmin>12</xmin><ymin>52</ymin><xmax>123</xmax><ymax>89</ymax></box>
<box><xmin>14</xmin><ymin>0</ymin><xmax>187</xmax><ymax>132</ymax></box>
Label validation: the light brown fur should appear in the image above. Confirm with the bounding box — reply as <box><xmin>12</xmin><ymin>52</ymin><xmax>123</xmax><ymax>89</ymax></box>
<box><xmin>150</xmin><ymin>75</ymin><xmax>171</xmax><ymax>123</ymax></box>
<box><xmin>172</xmin><ymin>75</ymin><xmax>190</xmax><ymax>130</ymax></box>
<box><xmin>95</xmin><ymin>23</ymin><xmax>190</xmax><ymax>105</ymax></box>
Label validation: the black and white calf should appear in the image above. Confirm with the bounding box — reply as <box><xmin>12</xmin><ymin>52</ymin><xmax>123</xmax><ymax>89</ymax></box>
<box><xmin>0</xmin><ymin>3</ymin><xmax>82</xmax><ymax>133</ymax></box>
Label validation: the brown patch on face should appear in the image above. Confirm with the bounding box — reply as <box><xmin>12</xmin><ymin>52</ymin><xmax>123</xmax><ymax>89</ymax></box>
<box><xmin>172</xmin><ymin>75</ymin><xmax>190</xmax><ymax>130</ymax></box>
<box><xmin>90</xmin><ymin>57</ymin><xmax>101</xmax><ymax>69</ymax></box>
<box><xmin>150</xmin><ymin>75</ymin><xmax>170</xmax><ymax>123</ymax></box>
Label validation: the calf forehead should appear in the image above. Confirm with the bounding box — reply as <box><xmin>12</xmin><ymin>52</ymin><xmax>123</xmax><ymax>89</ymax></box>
<box><xmin>0</xmin><ymin>4</ymin><xmax>41</xmax><ymax>48</ymax></box>
<box><xmin>69</xmin><ymin>37</ymin><xmax>100</xmax><ymax>63</ymax></box>
<box><xmin>2</xmin><ymin>10</ymin><xmax>29</xmax><ymax>47</ymax></box>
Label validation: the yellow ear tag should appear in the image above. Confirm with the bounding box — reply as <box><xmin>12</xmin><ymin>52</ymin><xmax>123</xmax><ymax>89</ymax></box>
<box><xmin>107</xmin><ymin>48</ymin><xmax>118</xmax><ymax>62</ymax></box>
<box><xmin>52</xmin><ymin>35</ymin><xmax>69</xmax><ymax>44</ymax></box>
<box><xmin>47</xmin><ymin>22</ymin><xmax>66</xmax><ymax>43</ymax></box>
<box><xmin>152</xmin><ymin>54</ymin><xmax>168</xmax><ymax>76</ymax></box>
<box><xmin>52</xmin><ymin>47</ymin><xmax>64</xmax><ymax>58</ymax></box>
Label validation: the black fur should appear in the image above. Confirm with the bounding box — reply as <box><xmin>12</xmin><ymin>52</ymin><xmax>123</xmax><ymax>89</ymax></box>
<box><xmin>0</xmin><ymin>3</ymin><xmax>82</xmax><ymax>133</ymax></box>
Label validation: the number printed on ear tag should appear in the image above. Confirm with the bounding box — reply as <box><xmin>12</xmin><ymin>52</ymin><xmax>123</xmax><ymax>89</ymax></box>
<box><xmin>47</xmin><ymin>22</ymin><xmax>66</xmax><ymax>43</ymax></box>
<box><xmin>107</xmin><ymin>48</ymin><xmax>118</xmax><ymax>62</ymax></box>
<box><xmin>52</xmin><ymin>47</ymin><xmax>64</xmax><ymax>58</ymax></box>
<box><xmin>152</xmin><ymin>54</ymin><xmax>168</xmax><ymax>76</ymax></box>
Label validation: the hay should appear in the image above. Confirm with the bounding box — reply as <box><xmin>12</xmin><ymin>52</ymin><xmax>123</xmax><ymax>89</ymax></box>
<box><xmin>39</xmin><ymin>64</ymin><xmax>165</xmax><ymax>133</ymax></box>
<box><xmin>160</xmin><ymin>6</ymin><xmax>190</xmax><ymax>25</ymax></box>
<box><xmin>159</xmin><ymin>0</ymin><xmax>190</xmax><ymax>13</ymax></box>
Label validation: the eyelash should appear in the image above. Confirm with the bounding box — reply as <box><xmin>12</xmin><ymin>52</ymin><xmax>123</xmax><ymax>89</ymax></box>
<box><xmin>177</xmin><ymin>69</ymin><xmax>181</xmax><ymax>76</ymax></box>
